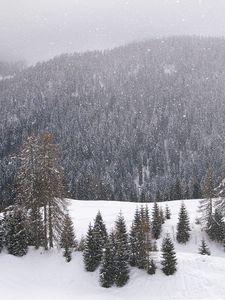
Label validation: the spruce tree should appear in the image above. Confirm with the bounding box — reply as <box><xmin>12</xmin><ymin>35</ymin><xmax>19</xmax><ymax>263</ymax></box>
<box><xmin>93</xmin><ymin>211</ymin><xmax>108</xmax><ymax>263</ymax></box>
<box><xmin>129</xmin><ymin>207</ymin><xmax>140</xmax><ymax>267</ymax></box>
<box><xmin>198</xmin><ymin>238</ymin><xmax>211</xmax><ymax>255</ymax></box>
<box><xmin>0</xmin><ymin>218</ymin><xmax>4</xmax><ymax>253</ymax></box>
<box><xmin>152</xmin><ymin>202</ymin><xmax>161</xmax><ymax>239</ymax></box>
<box><xmin>60</xmin><ymin>213</ymin><xmax>76</xmax><ymax>262</ymax></box>
<box><xmin>83</xmin><ymin>223</ymin><xmax>99</xmax><ymax>271</ymax></box>
<box><xmin>4</xmin><ymin>207</ymin><xmax>28</xmax><ymax>256</ymax></box>
<box><xmin>176</xmin><ymin>202</ymin><xmax>191</xmax><ymax>244</ymax></box>
<box><xmin>165</xmin><ymin>204</ymin><xmax>171</xmax><ymax>219</ymax></box>
<box><xmin>114</xmin><ymin>212</ymin><xmax>130</xmax><ymax>287</ymax></box>
<box><xmin>207</xmin><ymin>210</ymin><xmax>224</xmax><ymax>242</ymax></box>
<box><xmin>147</xmin><ymin>258</ymin><xmax>157</xmax><ymax>275</ymax></box>
<box><xmin>161</xmin><ymin>235</ymin><xmax>177</xmax><ymax>275</ymax></box>
<box><xmin>199</xmin><ymin>168</ymin><xmax>215</xmax><ymax>231</ymax></box>
<box><xmin>159</xmin><ymin>207</ymin><xmax>165</xmax><ymax>224</ymax></box>
<box><xmin>99</xmin><ymin>231</ymin><xmax>116</xmax><ymax>288</ymax></box>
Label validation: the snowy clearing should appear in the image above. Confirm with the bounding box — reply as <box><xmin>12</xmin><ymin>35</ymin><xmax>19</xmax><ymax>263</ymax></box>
<box><xmin>0</xmin><ymin>199</ymin><xmax>225</xmax><ymax>300</ymax></box>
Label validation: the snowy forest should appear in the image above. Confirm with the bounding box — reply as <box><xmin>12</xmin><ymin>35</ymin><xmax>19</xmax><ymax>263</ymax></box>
<box><xmin>1</xmin><ymin>36</ymin><xmax>225</xmax><ymax>207</ymax></box>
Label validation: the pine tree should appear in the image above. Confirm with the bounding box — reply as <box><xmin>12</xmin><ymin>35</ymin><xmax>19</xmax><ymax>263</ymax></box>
<box><xmin>77</xmin><ymin>236</ymin><xmax>86</xmax><ymax>252</ymax></box>
<box><xmin>165</xmin><ymin>204</ymin><xmax>171</xmax><ymax>219</ymax></box>
<box><xmin>198</xmin><ymin>238</ymin><xmax>211</xmax><ymax>255</ymax></box>
<box><xmin>192</xmin><ymin>178</ymin><xmax>202</xmax><ymax>199</ymax></box>
<box><xmin>4</xmin><ymin>207</ymin><xmax>28</xmax><ymax>256</ymax></box>
<box><xmin>161</xmin><ymin>235</ymin><xmax>177</xmax><ymax>275</ymax></box>
<box><xmin>129</xmin><ymin>208</ymin><xmax>140</xmax><ymax>266</ymax></box>
<box><xmin>114</xmin><ymin>212</ymin><xmax>130</xmax><ymax>287</ymax></box>
<box><xmin>199</xmin><ymin>168</ymin><xmax>215</xmax><ymax>231</ymax></box>
<box><xmin>99</xmin><ymin>231</ymin><xmax>116</xmax><ymax>288</ymax></box>
<box><xmin>147</xmin><ymin>258</ymin><xmax>156</xmax><ymax>275</ymax></box>
<box><xmin>0</xmin><ymin>217</ymin><xmax>4</xmax><ymax>253</ymax></box>
<box><xmin>159</xmin><ymin>207</ymin><xmax>165</xmax><ymax>224</ymax></box>
<box><xmin>176</xmin><ymin>202</ymin><xmax>191</xmax><ymax>244</ymax></box>
<box><xmin>83</xmin><ymin>223</ymin><xmax>99</xmax><ymax>271</ymax></box>
<box><xmin>207</xmin><ymin>209</ymin><xmax>224</xmax><ymax>242</ymax></box>
<box><xmin>93</xmin><ymin>211</ymin><xmax>108</xmax><ymax>259</ymax></box>
<box><xmin>60</xmin><ymin>213</ymin><xmax>76</xmax><ymax>262</ymax></box>
<box><xmin>152</xmin><ymin>202</ymin><xmax>161</xmax><ymax>239</ymax></box>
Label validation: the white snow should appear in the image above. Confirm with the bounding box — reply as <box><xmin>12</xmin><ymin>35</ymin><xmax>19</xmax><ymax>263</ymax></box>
<box><xmin>0</xmin><ymin>199</ymin><xmax>225</xmax><ymax>300</ymax></box>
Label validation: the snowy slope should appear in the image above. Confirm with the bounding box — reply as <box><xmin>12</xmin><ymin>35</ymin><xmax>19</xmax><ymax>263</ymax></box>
<box><xmin>0</xmin><ymin>199</ymin><xmax>225</xmax><ymax>300</ymax></box>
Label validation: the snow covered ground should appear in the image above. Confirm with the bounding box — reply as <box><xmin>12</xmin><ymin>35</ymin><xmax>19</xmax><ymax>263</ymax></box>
<box><xmin>0</xmin><ymin>199</ymin><xmax>225</xmax><ymax>300</ymax></box>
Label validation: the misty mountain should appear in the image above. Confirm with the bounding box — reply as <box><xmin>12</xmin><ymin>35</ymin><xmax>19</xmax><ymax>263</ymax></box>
<box><xmin>1</xmin><ymin>36</ymin><xmax>225</xmax><ymax>206</ymax></box>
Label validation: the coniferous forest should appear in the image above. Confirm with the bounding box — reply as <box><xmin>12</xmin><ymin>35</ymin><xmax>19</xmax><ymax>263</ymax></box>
<box><xmin>2</xmin><ymin>36</ymin><xmax>225</xmax><ymax>207</ymax></box>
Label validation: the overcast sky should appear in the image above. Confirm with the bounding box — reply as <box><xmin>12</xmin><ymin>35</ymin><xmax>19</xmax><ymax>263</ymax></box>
<box><xmin>1</xmin><ymin>0</ymin><xmax>225</xmax><ymax>64</ymax></box>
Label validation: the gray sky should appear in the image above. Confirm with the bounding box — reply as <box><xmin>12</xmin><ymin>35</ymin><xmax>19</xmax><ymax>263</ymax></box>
<box><xmin>1</xmin><ymin>0</ymin><xmax>225</xmax><ymax>64</ymax></box>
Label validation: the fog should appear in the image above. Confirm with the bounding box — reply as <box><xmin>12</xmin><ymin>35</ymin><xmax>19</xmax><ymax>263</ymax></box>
<box><xmin>1</xmin><ymin>0</ymin><xmax>225</xmax><ymax>64</ymax></box>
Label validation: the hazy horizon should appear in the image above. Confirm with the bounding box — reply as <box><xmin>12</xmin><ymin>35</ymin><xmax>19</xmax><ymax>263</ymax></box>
<box><xmin>1</xmin><ymin>0</ymin><xmax>225</xmax><ymax>64</ymax></box>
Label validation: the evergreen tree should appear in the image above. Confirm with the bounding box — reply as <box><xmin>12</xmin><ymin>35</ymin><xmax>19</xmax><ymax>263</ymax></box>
<box><xmin>174</xmin><ymin>178</ymin><xmax>182</xmax><ymax>200</ymax></box>
<box><xmin>199</xmin><ymin>168</ymin><xmax>215</xmax><ymax>231</ymax></box>
<box><xmin>207</xmin><ymin>209</ymin><xmax>224</xmax><ymax>242</ymax></box>
<box><xmin>60</xmin><ymin>213</ymin><xmax>76</xmax><ymax>262</ymax></box>
<box><xmin>4</xmin><ymin>207</ymin><xmax>28</xmax><ymax>256</ymax></box>
<box><xmin>92</xmin><ymin>211</ymin><xmax>108</xmax><ymax>266</ymax></box>
<box><xmin>77</xmin><ymin>236</ymin><xmax>86</xmax><ymax>252</ymax></box>
<box><xmin>147</xmin><ymin>258</ymin><xmax>157</xmax><ymax>275</ymax></box>
<box><xmin>0</xmin><ymin>218</ymin><xmax>4</xmax><ymax>253</ymax></box>
<box><xmin>159</xmin><ymin>207</ymin><xmax>165</xmax><ymax>224</ymax></box>
<box><xmin>192</xmin><ymin>179</ymin><xmax>202</xmax><ymax>199</ymax></box>
<box><xmin>161</xmin><ymin>235</ymin><xmax>177</xmax><ymax>275</ymax></box>
<box><xmin>83</xmin><ymin>223</ymin><xmax>99</xmax><ymax>271</ymax></box>
<box><xmin>114</xmin><ymin>212</ymin><xmax>130</xmax><ymax>287</ymax></box>
<box><xmin>165</xmin><ymin>204</ymin><xmax>171</xmax><ymax>220</ymax></box>
<box><xmin>99</xmin><ymin>231</ymin><xmax>116</xmax><ymax>288</ymax></box>
<box><xmin>129</xmin><ymin>208</ymin><xmax>140</xmax><ymax>267</ymax></box>
<box><xmin>198</xmin><ymin>238</ymin><xmax>211</xmax><ymax>255</ymax></box>
<box><xmin>176</xmin><ymin>202</ymin><xmax>191</xmax><ymax>244</ymax></box>
<box><xmin>152</xmin><ymin>202</ymin><xmax>161</xmax><ymax>239</ymax></box>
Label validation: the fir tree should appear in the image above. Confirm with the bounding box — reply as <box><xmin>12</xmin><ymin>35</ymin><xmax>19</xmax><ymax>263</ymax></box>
<box><xmin>152</xmin><ymin>202</ymin><xmax>161</xmax><ymax>239</ymax></box>
<box><xmin>93</xmin><ymin>211</ymin><xmax>108</xmax><ymax>262</ymax></box>
<box><xmin>129</xmin><ymin>208</ymin><xmax>140</xmax><ymax>267</ymax></box>
<box><xmin>207</xmin><ymin>210</ymin><xmax>224</xmax><ymax>242</ymax></box>
<box><xmin>165</xmin><ymin>204</ymin><xmax>171</xmax><ymax>219</ymax></box>
<box><xmin>83</xmin><ymin>223</ymin><xmax>99</xmax><ymax>271</ymax></box>
<box><xmin>99</xmin><ymin>231</ymin><xmax>116</xmax><ymax>288</ymax></box>
<box><xmin>0</xmin><ymin>218</ymin><xmax>4</xmax><ymax>253</ymax></box>
<box><xmin>114</xmin><ymin>212</ymin><xmax>130</xmax><ymax>287</ymax></box>
<box><xmin>199</xmin><ymin>167</ymin><xmax>215</xmax><ymax>231</ymax></box>
<box><xmin>60</xmin><ymin>213</ymin><xmax>76</xmax><ymax>262</ymax></box>
<box><xmin>161</xmin><ymin>235</ymin><xmax>177</xmax><ymax>275</ymax></box>
<box><xmin>77</xmin><ymin>236</ymin><xmax>86</xmax><ymax>252</ymax></box>
<box><xmin>176</xmin><ymin>202</ymin><xmax>191</xmax><ymax>244</ymax></box>
<box><xmin>147</xmin><ymin>258</ymin><xmax>157</xmax><ymax>275</ymax></box>
<box><xmin>159</xmin><ymin>207</ymin><xmax>165</xmax><ymax>224</ymax></box>
<box><xmin>198</xmin><ymin>238</ymin><xmax>211</xmax><ymax>255</ymax></box>
<box><xmin>4</xmin><ymin>207</ymin><xmax>28</xmax><ymax>256</ymax></box>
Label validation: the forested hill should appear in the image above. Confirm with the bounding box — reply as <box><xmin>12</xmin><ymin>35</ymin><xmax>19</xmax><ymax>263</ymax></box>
<box><xmin>1</xmin><ymin>36</ymin><xmax>225</xmax><ymax>206</ymax></box>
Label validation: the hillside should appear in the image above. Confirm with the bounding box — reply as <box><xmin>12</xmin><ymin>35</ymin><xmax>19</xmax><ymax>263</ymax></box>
<box><xmin>1</xmin><ymin>36</ymin><xmax>225</xmax><ymax>206</ymax></box>
<box><xmin>0</xmin><ymin>199</ymin><xmax>224</xmax><ymax>300</ymax></box>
